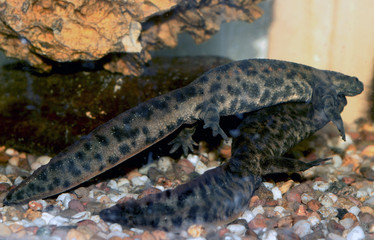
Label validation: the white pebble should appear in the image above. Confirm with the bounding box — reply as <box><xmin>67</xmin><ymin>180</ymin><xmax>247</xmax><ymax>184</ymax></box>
<box><xmin>56</xmin><ymin>193</ymin><xmax>73</xmax><ymax>209</ymax></box>
<box><xmin>107</xmin><ymin>180</ymin><xmax>118</xmax><ymax>190</ymax></box>
<box><xmin>30</xmin><ymin>162</ymin><xmax>42</xmax><ymax>171</ymax></box>
<box><xmin>49</xmin><ymin>216</ymin><xmax>69</xmax><ymax>226</ymax></box>
<box><xmin>109</xmin><ymin>223</ymin><xmax>123</xmax><ymax>232</ymax></box>
<box><xmin>261</xmin><ymin>229</ymin><xmax>277</xmax><ymax>240</ymax></box>
<box><xmin>301</xmin><ymin>193</ymin><xmax>314</xmax><ymax>204</ymax></box>
<box><xmin>328</xmin><ymin>232</ymin><xmax>346</xmax><ymax>240</ymax></box>
<box><xmin>319</xmin><ymin>194</ymin><xmax>334</xmax><ymax>207</ymax></box>
<box><xmin>271</xmin><ymin>187</ymin><xmax>282</xmax><ymax>200</ymax></box>
<box><xmin>117</xmin><ymin>178</ymin><xmax>130</xmax><ymax>187</ymax></box>
<box><xmin>157</xmin><ymin>156</ymin><xmax>173</xmax><ymax>172</ymax></box>
<box><xmin>0</xmin><ymin>175</ymin><xmax>12</xmax><ymax>185</ymax></box>
<box><xmin>356</xmin><ymin>190</ymin><xmax>368</xmax><ymax>198</ymax></box>
<box><xmin>8</xmin><ymin>156</ymin><xmax>20</xmax><ymax>166</ymax></box>
<box><xmin>131</xmin><ymin>175</ymin><xmax>150</xmax><ymax>186</ymax></box>
<box><xmin>41</xmin><ymin>212</ymin><xmax>55</xmax><ymax>224</ymax></box>
<box><xmin>32</xmin><ymin>218</ymin><xmax>47</xmax><ymax>227</ymax></box>
<box><xmin>90</xmin><ymin>215</ymin><xmax>101</xmax><ymax>223</ymax></box>
<box><xmin>293</xmin><ymin>220</ymin><xmax>312</xmax><ymax>238</ymax></box>
<box><xmin>349</xmin><ymin>206</ymin><xmax>361</xmax><ymax>216</ymax></box>
<box><xmin>346</xmin><ymin>226</ymin><xmax>365</xmax><ymax>240</ymax></box>
<box><xmin>252</xmin><ymin>205</ymin><xmax>265</xmax><ymax>216</ymax></box>
<box><xmin>307</xmin><ymin>215</ymin><xmax>320</xmax><ymax>226</ymax></box>
<box><xmin>340</xmin><ymin>218</ymin><xmax>354</xmax><ymax>229</ymax></box>
<box><xmin>36</xmin><ymin>155</ymin><xmax>52</xmax><ymax>165</ymax></box>
<box><xmin>5</xmin><ymin>148</ymin><xmax>18</xmax><ymax>156</ymax></box>
<box><xmin>263</xmin><ymin>182</ymin><xmax>274</xmax><ymax>190</ymax></box>
<box><xmin>155</xmin><ymin>185</ymin><xmax>165</xmax><ymax>191</ymax></box>
<box><xmin>313</xmin><ymin>181</ymin><xmax>330</xmax><ymax>192</ymax></box>
<box><xmin>71</xmin><ymin>211</ymin><xmax>91</xmax><ymax>223</ymax></box>
<box><xmin>13</xmin><ymin>176</ymin><xmax>24</xmax><ymax>186</ymax></box>
<box><xmin>331</xmin><ymin>155</ymin><xmax>343</xmax><ymax>168</ymax></box>
<box><xmin>227</xmin><ymin>224</ymin><xmax>246</xmax><ymax>236</ymax></box>
<box><xmin>138</xmin><ymin>162</ymin><xmax>157</xmax><ymax>175</ymax></box>
<box><xmin>187</xmin><ymin>154</ymin><xmax>200</xmax><ymax>166</ymax></box>
<box><xmin>195</xmin><ymin>161</ymin><xmax>208</xmax><ymax>174</ymax></box>
<box><xmin>318</xmin><ymin>206</ymin><xmax>338</xmax><ymax>218</ymax></box>
<box><xmin>109</xmin><ymin>193</ymin><xmax>127</xmax><ymax>203</ymax></box>
<box><xmin>239</xmin><ymin>210</ymin><xmax>255</xmax><ymax>223</ymax></box>
<box><xmin>274</xmin><ymin>206</ymin><xmax>286</xmax><ymax>217</ymax></box>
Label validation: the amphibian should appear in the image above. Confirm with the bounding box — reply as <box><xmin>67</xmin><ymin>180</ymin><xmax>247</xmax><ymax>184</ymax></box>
<box><xmin>4</xmin><ymin>59</ymin><xmax>363</xmax><ymax>205</ymax></box>
<box><xmin>100</xmin><ymin>95</ymin><xmax>348</xmax><ymax>230</ymax></box>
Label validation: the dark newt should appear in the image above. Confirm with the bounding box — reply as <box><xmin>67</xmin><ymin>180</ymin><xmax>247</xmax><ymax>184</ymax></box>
<box><xmin>4</xmin><ymin>59</ymin><xmax>363</xmax><ymax>205</ymax></box>
<box><xmin>100</xmin><ymin>94</ymin><xmax>348</xmax><ymax>230</ymax></box>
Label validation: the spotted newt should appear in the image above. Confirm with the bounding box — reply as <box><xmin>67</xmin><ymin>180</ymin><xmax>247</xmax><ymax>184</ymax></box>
<box><xmin>4</xmin><ymin>59</ymin><xmax>363</xmax><ymax>205</ymax></box>
<box><xmin>100</xmin><ymin>94</ymin><xmax>348</xmax><ymax>230</ymax></box>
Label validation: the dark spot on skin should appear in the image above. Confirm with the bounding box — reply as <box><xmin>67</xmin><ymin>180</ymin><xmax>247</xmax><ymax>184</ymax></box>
<box><xmin>275</xmin><ymin>61</ymin><xmax>287</xmax><ymax>70</ymax></box>
<box><xmin>138</xmin><ymin>105</ymin><xmax>153</xmax><ymax>120</ymax></box>
<box><xmin>174</xmin><ymin>91</ymin><xmax>186</xmax><ymax>103</ymax></box>
<box><xmin>119</xmin><ymin>144</ymin><xmax>130</xmax><ymax>155</ymax></box>
<box><xmin>145</xmin><ymin>137</ymin><xmax>157</xmax><ymax>145</ymax></box>
<box><xmin>187</xmin><ymin>205</ymin><xmax>199</xmax><ymax>220</ymax></box>
<box><xmin>262</xmin><ymin>68</ymin><xmax>271</xmax><ymax>74</ymax></box>
<box><xmin>151</xmin><ymin>99</ymin><xmax>169</xmax><ymax>111</ymax></box>
<box><xmin>176</xmin><ymin>118</ymin><xmax>183</xmax><ymax>126</ymax></box>
<box><xmin>184</xmin><ymin>86</ymin><xmax>197</xmax><ymax>98</ymax></box>
<box><xmin>131</xmin><ymin>140</ymin><xmax>137</xmax><ymax>147</ymax></box>
<box><xmin>122</xmin><ymin>115</ymin><xmax>132</xmax><ymax>125</ymax></box>
<box><xmin>291</xmin><ymin>81</ymin><xmax>304</xmax><ymax>94</ymax></box>
<box><xmin>142</xmin><ymin>127</ymin><xmax>149</xmax><ymax>135</ymax></box>
<box><xmin>94</xmin><ymin>153</ymin><xmax>102</xmax><ymax>162</ymax></box>
<box><xmin>67</xmin><ymin>158</ymin><xmax>81</xmax><ymax>177</ymax></box>
<box><xmin>108</xmin><ymin>156</ymin><xmax>120</xmax><ymax>164</ymax></box>
<box><xmin>235</xmin><ymin>76</ymin><xmax>241</xmax><ymax>82</ymax></box>
<box><xmin>99</xmin><ymin>165</ymin><xmax>105</xmax><ymax>171</ymax></box>
<box><xmin>229</xmin><ymin>98</ymin><xmax>238</xmax><ymax>113</ymax></box>
<box><xmin>171</xmin><ymin>216</ymin><xmax>182</xmax><ymax>227</ymax></box>
<box><xmin>203</xmin><ymin>212</ymin><xmax>211</xmax><ymax>221</ymax></box>
<box><xmin>28</xmin><ymin>183</ymin><xmax>35</xmax><ymax>191</ymax></box>
<box><xmin>237</xmin><ymin>60</ymin><xmax>253</xmax><ymax>72</ymax></box>
<box><xmin>37</xmin><ymin>171</ymin><xmax>48</xmax><ymax>181</ymax></box>
<box><xmin>194</xmin><ymin>103</ymin><xmax>203</xmax><ymax>112</ymax></box>
<box><xmin>216</xmin><ymin>75</ymin><xmax>221</xmax><ymax>81</ymax></box>
<box><xmin>63</xmin><ymin>180</ymin><xmax>71</xmax><ymax>188</ymax></box>
<box><xmin>218</xmin><ymin>95</ymin><xmax>226</xmax><ymax>103</ymax></box>
<box><xmin>36</xmin><ymin>185</ymin><xmax>45</xmax><ymax>193</ymax></box>
<box><xmin>209</xmin><ymin>83</ymin><xmax>221</xmax><ymax>93</ymax></box>
<box><xmin>71</xmin><ymin>168</ymin><xmax>82</xmax><ymax>177</ymax></box>
<box><xmin>299</xmin><ymin>72</ymin><xmax>307</xmax><ymax>79</ymax></box>
<box><xmin>198</xmin><ymin>75</ymin><xmax>209</xmax><ymax>84</ymax></box>
<box><xmin>166</xmin><ymin>124</ymin><xmax>176</xmax><ymax>132</ymax></box>
<box><xmin>48</xmin><ymin>184</ymin><xmax>54</xmax><ymax>191</ymax></box>
<box><xmin>83</xmin><ymin>142</ymin><xmax>92</xmax><ymax>151</ymax></box>
<box><xmin>246</xmin><ymin>69</ymin><xmax>258</xmax><ymax>76</ymax></box>
<box><xmin>227</xmin><ymin>85</ymin><xmax>241</xmax><ymax>96</ymax></box>
<box><xmin>50</xmin><ymin>159</ymin><xmax>64</xmax><ymax>172</ymax></box>
<box><xmin>216</xmin><ymin>63</ymin><xmax>230</xmax><ymax>73</ymax></box>
<box><xmin>82</xmin><ymin>163</ymin><xmax>91</xmax><ymax>171</ymax></box>
<box><xmin>264</xmin><ymin>77</ymin><xmax>278</xmax><ymax>88</ymax></box>
<box><xmin>248</xmin><ymin>83</ymin><xmax>260</xmax><ymax>98</ymax></box>
<box><xmin>112</xmin><ymin>126</ymin><xmax>126</xmax><ymax>142</ymax></box>
<box><xmin>15</xmin><ymin>191</ymin><xmax>24</xmax><ymax>200</ymax></box>
<box><xmin>95</xmin><ymin>135</ymin><xmax>109</xmax><ymax>146</ymax></box>
<box><xmin>286</xmin><ymin>71</ymin><xmax>297</xmax><ymax>79</ymax></box>
<box><xmin>75</xmin><ymin>151</ymin><xmax>85</xmax><ymax>161</ymax></box>
<box><xmin>53</xmin><ymin>177</ymin><xmax>61</xmax><ymax>186</ymax></box>
<box><xmin>158</xmin><ymin>130</ymin><xmax>165</xmax><ymax>138</ymax></box>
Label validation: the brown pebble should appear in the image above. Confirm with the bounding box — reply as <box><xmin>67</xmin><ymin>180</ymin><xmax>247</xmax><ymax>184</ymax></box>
<box><xmin>187</xmin><ymin>224</ymin><xmax>205</xmax><ymax>238</ymax></box>
<box><xmin>25</xmin><ymin>226</ymin><xmax>39</xmax><ymax>235</ymax></box>
<box><xmin>287</xmin><ymin>191</ymin><xmax>301</xmax><ymax>203</ymax></box>
<box><xmin>69</xmin><ymin>199</ymin><xmax>85</xmax><ymax>212</ymax></box>
<box><xmin>296</xmin><ymin>204</ymin><xmax>308</xmax><ymax>216</ymax></box>
<box><xmin>247</xmin><ymin>214</ymin><xmax>269</xmax><ymax>229</ymax></box>
<box><xmin>109</xmin><ymin>236</ymin><xmax>123</xmax><ymax>240</ymax></box>
<box><xmin>139</xmin><ymin>231</ymin><xmax>156</xmax><ymax>240</ymax></box>
<box><xmin>342</xmin><ymin>177</ymin><xmax>355</xmax><ymax>185</ymax></box>
<box><xmin>126</xmin><ymin>170</ymin><xmax>142</xmax><ymax>180</ymax></box>
<box><xmin>150</xmin><ymin>230</ymin><xmax>169</xmax><ymax>240</ymax></box>
<box><xmin>66</xmin><ymin>228</ymin><xmax>89</xmax><ymax>240</ymax></box>
<box><xmin>9</xmin><ymin>223</ymin><xmax>24</xmax><ymax>233</ymax></box>
<box><xmin>278</xmin><ymin>215</ymin><xmax>293</xmax><ymax>228</ymax></box>
<box><xmin>307</xmin><ymin>199</ymin><xmax>321</xmax><ymax>211</ymax></box>
<box><xmin>24</xmin><ymin>209</ymin><xmax>42</xmax><ymax>221</ymax></box>
<box><xmin>28</xmin><ymin>201</ymin><xmax>43</xmax><ymax>211</ymax></box>
<box><xmin>0</xmin><ymin>223</ymin><xmax>11</xmax><ymax>237</ymax></box>
<box><xmin>74</xmin><ymin>187</ymin><xmax>90</xmax><ymax>198</ymax></box>
<box><xmin>343</xmin><ymin>212</ymin><xmax>358</xmax><ymax>221</ymax></box>
<box><xmin>138</xmin><ymin>187</ymin><xmax>162</xmax><ymax>199</ymax></box>
<box><xmin>0</xmin><ymin>183</ymin><xmax>10</xmax><ymax>192</ymax></box>
<box><xmin>176</xmin><ymin>159</ymin><xmax>195</xmax><ymax>175</ymax></box>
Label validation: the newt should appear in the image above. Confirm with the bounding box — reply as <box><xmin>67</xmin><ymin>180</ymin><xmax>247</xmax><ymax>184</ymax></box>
<box><xmin>100</xmin><ymin>95</ymin><xmax>348</xmax><ymax>230</ymax></box>
<box><xmin>4</xmin><ymin>59</ymin><xmax>363</xmax><ymax>205</ymax></box>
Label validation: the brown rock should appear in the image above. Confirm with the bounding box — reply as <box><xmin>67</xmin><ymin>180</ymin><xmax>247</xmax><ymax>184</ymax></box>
<box><xmin>307</xmin><ymin>199</ymin><xmax>321</xmax><ymax>211</ymax></box>
<box><xmin>138</xmin><ymin>187</ymin><xmax>162</xmax><ymax>199</ymax></box>
<box><xmin>248</xmin><ymin>214</ymin><xmax>269</xmax><ymax>229</ymax></box>
<box><xmin>0</xmin><ymin>1</ymin><xmax>263</xmax><ymax>75</ymax></box>
<box><xmin>69</xmin><ymin>199</ymin><xmax>86</xmax><ymax>212</ymax></box>
<box><xmin>278</xmin><ymin>215</ymin><xmax>293</xmax><ymax>228</ymax></box>
<box><xmin>287</xmin><ymin>191</ymin><xmax>301</xmax><ymax>203</ymax></box>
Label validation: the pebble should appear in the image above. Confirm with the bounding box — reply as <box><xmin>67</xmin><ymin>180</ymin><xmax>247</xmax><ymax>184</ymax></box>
<box><xmin>227</xmin><ymin>224</ymin><xmax>246</xmax><ymax>236</ymax></box>
<box><xmin>271</xmin><ymin>187</ymin><xmax>282</xmax><ymax>200</ymax></box>
<box><xmin>56</xmin><ymin>193</ymin><xmax>74</xmax><ymax>209</ymax></box>
<box><xmin>262</xmin><ymin>229</ymin><xmax>277</xmax><ymax>240</ymax></box>
<box><xmin>239</xmin><ymin>210</ymin><xmax>255</xmax><ymax>223</ymax></box>
<box><xmin>195</xmin><ymin>161</ymin><xmax>208</xmax><ymax>174</ymax></box>
<box><xmin>292</xmin><ymin>220</ymin><xmax>312</xmax><ymax>238</ymax></box>
<box><xmin>157</xmin><ymin>156</ymin><xmax>174</xmax><ymax>172</ymax></box>
<box><xmin>187</xmin><ymin>225</ymin><xmax>205</xmax><ymax>238</ymax></box>
<box><xmin>131</xmin><ymin>175</ymin><xmax>150</xmax><ymax>187</ymax></box>
<box><xmin>252</xmin><ymin>205</ymin><xmax>265</xmax><ymax>216</ymax></box>
<box><xmin>187</xmin><ymin>154</ymin><xmax>200</xmax><ymax>166</ymax></box>
<box><xmin>107</xmin><ymin>180</ymin><xmax>118</xmax><ymax>190</ymax></box>
<box><xmin>349</xmin><ymin>206</ymin><xmax>361</xmax><ymax>216</ymax></box>
<box><xmin>346</xmin><ymin>226</ymin><xmax>365</xmax><ymax>240</ymax></box>
<box><xmin>340</xmin><ymin>217</ymin><xmax>354</xmax><ymax>229</ymax></box>
<box><xmin>49</xmin><ymin>215</ymin><xmax>69</xmax><ymax>226</ymax></box>
<box><xmin>0</xmin><ymin>174</ymin><xmax>12</xmax><ymax>185</ymax></box>
<box><xmin>0</xmin><ymin>223</ymin><xmax>11</xmax><ymax>236</ymax></box>
<box><xmin>313</xmin><ymin>181</ymin><xmax>330</xmax><ymax>192</ymax></box>
<box><xmin>35</xmin><ymin>155</ymin><xmax>52</xmax><ymax>165</ymax></box>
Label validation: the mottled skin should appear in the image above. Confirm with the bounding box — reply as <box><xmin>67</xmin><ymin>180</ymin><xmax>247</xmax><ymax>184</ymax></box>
<box><xmin>100</xmin><ymin>95</ymin><xmax>348</xmax><ymax>230</ymax></box>
<box><xmin>4</xmin><ymin>59</ymin><xmax>363</xmax><ymax>205</ymax></box>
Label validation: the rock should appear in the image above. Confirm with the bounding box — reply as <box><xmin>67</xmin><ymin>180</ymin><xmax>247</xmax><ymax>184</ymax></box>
<box><xmin>292</xmin><ymin>220</ymin><xmax>312</xmax><ymax>238</ymax></box>
<box><xmin>187</xmin><ymin>224</ymin><xmax>205</xmax><ymax>238</ymax></box>
<box><xmin>0</xmin><ymin>223</ymin><xmax>11</xmax><ymax>237</ymax></box>
<box><xmin>346</xmin><ymin>226</ymin><xmax>365</xmax><ymax>240</ymax></box>
<box><xmin>227</xmin><ymin>224</ymin><xmax>246</xmax><ymax>236</ymax></box>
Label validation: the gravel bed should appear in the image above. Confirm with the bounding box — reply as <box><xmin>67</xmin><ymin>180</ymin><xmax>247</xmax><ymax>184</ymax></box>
<box><xmin>0</xmin><ymin>123</ymin><xmax>374</xmax><ymax>240</ymax></box>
